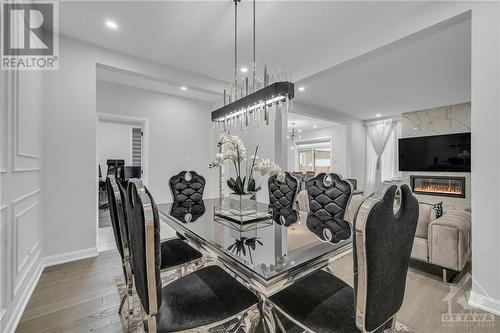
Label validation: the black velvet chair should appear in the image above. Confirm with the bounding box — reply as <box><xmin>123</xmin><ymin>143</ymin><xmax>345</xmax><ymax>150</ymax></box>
<box><xmin>305</xmin><ymin>173</ymin><xmax>353</xmax><ymax>242</ymax></box>
<box><xmin>268</xmin><ymin>172</ymin><xmax>299</xmax><ymax>211</ymax></box>
<box><xmin>105</xmin><ymin>176</ymin><xmax>134</xmax><ymax>326</ymax></box>
<box><xmin>169</xmin><ymin>200</ymin><xmax>206</xmax><ymax>223</ymax></box>
<box><xmin>272</xmin><ymin>207</ymin><xmax>299</xmax><ymax>227</ymax></box>
<box><xmin>270</xmin><ymin>182</ymin><xmax>419</xmax><ymax>333</ymax></box>
<box><xmin>121</xmin><ymin>180</ymin><xmax>203</xmax><ymax>274</ymax></box>
<box><xmin>169</xmin><ymin>171</ymin><xmax>205</xmax><ymax>203</ymax></box>
<box><xmin>126</xmin><ymin>179</ymin><xmax>260</xmax><ymax>332</ymax></box>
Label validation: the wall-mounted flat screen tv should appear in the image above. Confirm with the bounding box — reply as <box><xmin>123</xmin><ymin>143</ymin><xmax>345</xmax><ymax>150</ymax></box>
<box><xmin>398</xmin><ymin>133</ymin><xmax>471</xmax><ymax>172</ymax></box>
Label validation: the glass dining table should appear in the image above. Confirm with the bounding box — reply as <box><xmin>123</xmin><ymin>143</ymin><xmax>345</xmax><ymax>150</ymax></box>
<box><xmin>158</xmin><ymin>198</ymin><xmax>352</xmax><ymax>331</ymax></box>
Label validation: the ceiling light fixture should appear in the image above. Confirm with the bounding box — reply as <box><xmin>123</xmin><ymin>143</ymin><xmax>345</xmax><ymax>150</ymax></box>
<box><xmin>376</xmin><ymin>114</ymin><xmax>382</xmax><ymax>118</ymax></box>
<box><xmin>240</xmin><ymin>67</ymin><xmax>248</xmax><ymax>73</ymax></box>
<box><xmin>105</xmin><ymin>20</ymin><xmax>118</xmax><ymax>30</ymax></box>
<box><xmin>298</xmin><ymin>86</ymin><xmax>305</xmax><ymax>92</ymax></box>
<box><xmin>298</xmin><ymin>129</ymin><xmax>302</xmax><ymax>133</ymax></box>
<box><xmin>211</xmin><ymin>0</ymin><xmax>294</xmax><ymax>130</ymax></box>
<box><xmin>180</xmin><ymin>86</ymin><xmax>188</xmax><ymax>91</ymax></box>
<box><xmin>313</xmin><ymin>125</ymin><xmax>317</xmax><ymax>129</ymax></box>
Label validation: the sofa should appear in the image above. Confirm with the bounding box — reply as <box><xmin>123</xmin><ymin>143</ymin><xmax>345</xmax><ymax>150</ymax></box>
<box><xmin>411</xmin><ymin>203</ymin><xmax>471</xmax><ymax>281</ymax></box>
<box><xmin>296</xmin><ymin>190</ymin><xmax>472</xmax><ymax>282</ymax></box>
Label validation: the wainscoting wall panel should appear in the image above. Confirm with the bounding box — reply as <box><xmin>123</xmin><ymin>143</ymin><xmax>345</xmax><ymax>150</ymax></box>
<box><xmin>0</xmin><ymin>69</ymin><xmax>44</xmax><ymax>333</ymax></box>
<box><xmin>0</xmin><ymin>205</ymin><xmax>9</xmax><ymax>322</ymax></box>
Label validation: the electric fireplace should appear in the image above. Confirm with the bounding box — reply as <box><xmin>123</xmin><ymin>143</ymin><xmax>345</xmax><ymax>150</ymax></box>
<box><xmin>410</xmin><ymin>175</ymin><xmax>466</xmax><ymax>198</ymax></box>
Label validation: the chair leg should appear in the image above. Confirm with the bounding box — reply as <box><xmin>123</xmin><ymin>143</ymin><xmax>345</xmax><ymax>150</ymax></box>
<box><xmin>118</xmin><ymin>293</ymin><xmax>126</xmax><ymax>314</ymax></box>
<box><xmin>126</xmin><ymin>277</ymin><xmax>134</xmax><ymax>330</ymax></box>
<box><xmin>260</xmin><ymin>299</ymin><xmax>276</xmax><ymax>333</ymax></box>
<box><xmin>273</xmin><ymin>311</ymin><xmax>287</xmax><ymax>333</ymax></box>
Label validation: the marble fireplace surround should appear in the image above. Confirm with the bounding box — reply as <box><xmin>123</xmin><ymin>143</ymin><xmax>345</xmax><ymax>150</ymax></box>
<box><xmin>401</xmin><ymin>103</ymin><xmax>471</xmax><ymax>211</ymax></box>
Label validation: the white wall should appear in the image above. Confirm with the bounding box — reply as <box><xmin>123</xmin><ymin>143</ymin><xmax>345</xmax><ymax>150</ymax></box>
<box><xmin>288</xmin><ymin>124</ymin><xmax>348</xmax><ymax>178</ymax></box>
<box><xmin>97</xmin><ymin>81</ymin><xmax>214</xmax><ymax>203</ymax></box>
<box><xmin>0</xmin><ymin>70</ymin><xmax>44</xmax><ymax>332</ymax></box>
<box><xmin>96</xmin><ymin>121</ymin><xmax>133</xmax><ymax>176</ymax></box>
<box><xmin>41</xmin><ymin>36</ymin><xmax>223</xmax><ymax>259</ymax></box>
<box><xmin>292</xmin><ymin>102</ymin><xmax>366</xmax><ymax>190</ymax></box>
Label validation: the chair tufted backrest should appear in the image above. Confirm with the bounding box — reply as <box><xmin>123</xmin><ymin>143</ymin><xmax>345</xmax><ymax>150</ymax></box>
<box><xmin>306</xmin><ymin>214</ymin><xmax>352</xmax><ymax>243</ymax></box>
<box><xmin>306</xmin><ymin>173</ymin><xmax>352</xmax><ymax>221</ymax></box>
<box><xmin>169</xmin><ymin>171</ymin><xmax>206</xmax><ymax>203</ymax></box>
<box><xmin>353</xmin><ymin>182</ymin><xmax>419</xmax><ymax>332</ymax></box>
<box><xmin>126</xmin><ymin>179</ymin><xmax>162</xmax><ymax>316</ymax></box>
<box><xmin>272</xmin><ymin>207</ymin><xmax>299</xmax><ymax>227</ymax></box>
<box><xmin>268</xmin><ymin>172</ymin><xmax>299</xmax><ymax>210</ymax></box>
<box><xmin>169</xmin><ymin>200</ymin><xmax>206</xmax><ymax>223</ymax></box>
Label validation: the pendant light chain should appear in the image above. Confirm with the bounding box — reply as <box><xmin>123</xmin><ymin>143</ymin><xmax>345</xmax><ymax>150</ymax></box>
<box><xmin>252</xmin><ymin>0</ymin><xmax>256</xmax><ymax>92</ymax></box>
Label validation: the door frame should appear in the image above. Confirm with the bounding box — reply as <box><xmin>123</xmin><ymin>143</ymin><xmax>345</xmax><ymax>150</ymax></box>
<box><xmin>96</xmin><ymin>112</ymin><xmax>149</xmax><ymax>187</ymax></box>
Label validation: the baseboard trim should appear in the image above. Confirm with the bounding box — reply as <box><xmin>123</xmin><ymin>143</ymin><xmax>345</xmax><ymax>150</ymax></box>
<box><xmin>3</xmin><ymin>259</ymin><xmax>44</xmax><ymax>333</ymax></box>
<box><xmin>469</xmin><ymin>290</ymin><xmax>500</xmax><ymax>316</ymax></box>
<box><xmin>43</xmin><ymin>247</ymin><xmax>98</xmax><ymax>268</ymax></box>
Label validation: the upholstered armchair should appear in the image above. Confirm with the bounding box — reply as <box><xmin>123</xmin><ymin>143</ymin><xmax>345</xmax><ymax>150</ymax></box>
<box><xmin>411</xmin><ymin>203</ymin><xmax>472</xmax><ymax>282</ymax></box>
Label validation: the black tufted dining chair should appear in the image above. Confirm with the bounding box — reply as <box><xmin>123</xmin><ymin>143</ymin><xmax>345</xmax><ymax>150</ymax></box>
<box><xmin>106</xmin><ymin>176</ymin><xmax>204</xmax><ymax>326</ymax></box>
<box><xmin>270</xmin><ymin>182</ymin><xmax>419</xmax><ymax>333</ymax></box>
<box><xmin>126</xmin><ymin>179</ymin><xmax>260</xmax><ymax>332</ymax></box>
<box><xmin>169</xmin><ymin>171</ymin><xmax>205</xmax><ymax>203</ymax></box>
<box><xmin>105</xmin><ymin>175</ymin><xmax>134</xmax><ymax>327</ymax></box>
<box><xmin>169</xmin><ymin>200</ymin><xmax>206</xmax><ymax>223</ymax></box>
<box><xmin>268</xmin><ymin>172</ymin><xmax>299</xmax><ymax>211</ymax></box>
<box><xmin>272</xmin><ymin>207</ymin><xmax>300</xmax><ymax>227</ymax></box>
<box><xmin>306</xmin><ymin>173</ymin><xmax>352</xmax><ymax>220</ymax></box>
<box><xmin>305</xmin><ymin>173</ymin><xmax>353</xmax><ymax>242</ymax></box>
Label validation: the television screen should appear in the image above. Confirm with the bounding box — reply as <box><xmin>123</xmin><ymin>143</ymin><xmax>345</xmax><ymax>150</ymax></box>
<box><xmin>398</xmin><ymin>133</ymin><xmax>471</xmax><ymax>172</ymax></box>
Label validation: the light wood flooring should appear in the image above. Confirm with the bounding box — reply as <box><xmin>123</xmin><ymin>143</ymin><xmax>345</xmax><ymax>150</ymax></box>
<box><xmin>17</xmin><ymin>250</ymin><xmax>500</xmax><ymax>332</ymax></box>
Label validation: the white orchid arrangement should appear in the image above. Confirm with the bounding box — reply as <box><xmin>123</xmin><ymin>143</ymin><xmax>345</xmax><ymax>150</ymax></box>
<box><xmin>210</xmin><ymin>134</ymin><xmax>285</xmax><ymax>195</ymax></box>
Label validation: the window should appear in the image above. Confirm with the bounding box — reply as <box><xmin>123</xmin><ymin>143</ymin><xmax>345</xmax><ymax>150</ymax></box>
<box><xmin>297</xmin><ymin>138</ymin><xmax>332</xmax><ymax>174</ymax></box>
<box><xmin>131</xmin><ymin>127</ymin><xmax>142</xmax><ymax>167</ymax></box>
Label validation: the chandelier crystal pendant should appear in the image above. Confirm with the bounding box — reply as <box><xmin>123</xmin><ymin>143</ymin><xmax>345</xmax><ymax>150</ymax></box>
<box><xmin>211</xmin><ymin>0</ymin><xmax>295</xmax><ymax>132</ymax></box>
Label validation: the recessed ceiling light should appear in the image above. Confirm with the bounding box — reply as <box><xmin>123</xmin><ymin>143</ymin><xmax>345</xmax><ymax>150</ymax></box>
<box><xmin>240</xmin><ymin>67</ymin><xmax>248</xmax><ymax>73</ymax></box>
<box><xmin>298</xmin><ymin>129</ymin><xmax>302</xmax><ymax>133</ymax></box>
<box><xmin>105</xmin><ymin>20</ymin><xmax>118</xmax><ymax>30</ymax></box>
<box><xmin>180</xmin><ymin>86</ymin><xmax>188</xmax><ymax>91</ymax></box>
<box><xmin>313</xmin><ymin>125</ymin><xmax>317</xmax><ymax>129</ymax></box>
<box><xmin>298</xmin><ymin>86</ymin><xmax>305</xmax><ymax>92</ymax></box>
<box><xmin>376</xmin><ymin>113</ymin><xmax>381</xmax><ymax>118</ymax></box>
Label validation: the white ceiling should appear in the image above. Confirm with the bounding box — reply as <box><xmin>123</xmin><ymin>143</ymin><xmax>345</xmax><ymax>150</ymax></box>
<box><xmin>59</xmin><ymin>1</ymin><xmax>471</xmax><ymax>120</ymax></box>
<box><xmin>295</xmin><ymin>17</ymin><xmax>471</xmax><ymax>120</ymax></box>
<box><xmin>288</xmin><ymin>113</ymin><xmax>339</xmax><ymax>131</ymax></box>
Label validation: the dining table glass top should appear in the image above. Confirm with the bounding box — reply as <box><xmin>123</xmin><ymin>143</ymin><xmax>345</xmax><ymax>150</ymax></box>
<box><xmin>157</xmin><ymin>198</ymin><xmax>352</xmax><ymax>282</ymax></box>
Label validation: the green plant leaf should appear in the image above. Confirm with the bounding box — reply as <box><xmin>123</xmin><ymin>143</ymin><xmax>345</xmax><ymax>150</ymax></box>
<box><xmin>247</xmin><ymin>178</ymin><xmax>256</xmax><ymax>192</ymax></box>
<box><xmin>227</xmin><ymin>178</ymin><xmax>237</xmax><ymax>192</ymax></box>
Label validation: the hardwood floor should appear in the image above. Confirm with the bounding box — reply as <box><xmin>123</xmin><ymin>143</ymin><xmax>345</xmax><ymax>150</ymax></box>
<box><xmin>17</xmin><ymin>250</ymin><xmax>500</xmax><ymax>332</ymax></box>
<box><xmin>17</xmin><ymin>251</ymin><xmax>126</xmax><ymax>333</ymax></box>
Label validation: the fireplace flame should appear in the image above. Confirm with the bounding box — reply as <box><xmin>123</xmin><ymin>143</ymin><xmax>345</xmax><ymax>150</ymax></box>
<box><xmin>414</xmin><ymin>184</ymin><xmax>463</xmax><ymax>195</ymax></box>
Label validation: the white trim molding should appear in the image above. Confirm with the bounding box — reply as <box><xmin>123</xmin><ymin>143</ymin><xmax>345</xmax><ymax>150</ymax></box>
<box><xmin>469</xmin><ymin>291</ymin><xmax>500</xmax><ymax>316</ymax></box>
<box><xmin>3</xmin><ymin>259</ymin><xmax>43</xmax><ymax>333</ymax></box>
<box><xmin>42</xmin><ymin>247</ymin><xmax>98</xmax><ymax>268</ymax></box>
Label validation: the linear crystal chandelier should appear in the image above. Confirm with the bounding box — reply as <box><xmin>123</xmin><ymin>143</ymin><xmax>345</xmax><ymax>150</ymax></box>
<box><xmin>211</xmin><ymin>0</ymin><xmax>295</xmax><ymax>132</ymax></box>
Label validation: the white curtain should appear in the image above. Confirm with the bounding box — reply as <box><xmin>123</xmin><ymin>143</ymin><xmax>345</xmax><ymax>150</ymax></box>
<box><xmin>365</xmin><ymin>118</ymin><xmax>399</xmax><ymax>195</ymax></box>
